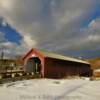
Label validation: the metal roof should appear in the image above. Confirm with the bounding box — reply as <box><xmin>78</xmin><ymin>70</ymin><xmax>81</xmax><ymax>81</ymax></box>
<box><xmin>38</xmin><ymin>50</ymin><xmax>90</xmax><ymax>64</ymax></box>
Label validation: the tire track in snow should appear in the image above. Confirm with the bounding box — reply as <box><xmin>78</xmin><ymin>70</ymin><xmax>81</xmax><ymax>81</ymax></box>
<box><xmin>54</xmin><ymin>80</ymin><xmax>89</xmax><ymax>100</ymax></box>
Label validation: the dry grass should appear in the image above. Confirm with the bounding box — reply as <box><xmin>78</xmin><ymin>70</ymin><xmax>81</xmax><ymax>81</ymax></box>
<box><xmin>88</xmin><ymin>58</ymin><xmax>100</xmax><ymax>69</ymax></box>
<box><xmin>87</xmin><ymin>58</ymin><xmax>100</xmax><ymax>78</ymax></box>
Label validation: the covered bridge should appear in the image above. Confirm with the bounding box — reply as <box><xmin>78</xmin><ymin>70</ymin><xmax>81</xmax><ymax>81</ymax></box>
<box><xmin>23</xmin><ymin>48</ymin><xmax>92</xmax><ymax>78</ymax></box>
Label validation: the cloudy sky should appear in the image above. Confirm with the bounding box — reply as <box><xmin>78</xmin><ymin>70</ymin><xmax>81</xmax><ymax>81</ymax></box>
<box><xmin>0</xmin><ymin>0</ymin><xmax>100</xmax><ymax>59</ymax></box>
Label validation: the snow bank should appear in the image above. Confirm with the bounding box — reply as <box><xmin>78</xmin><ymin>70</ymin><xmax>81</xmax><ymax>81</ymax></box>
<box><xmin>0</xmin><ymin>79</ymin><xmax>100</xmax><ymax>100</ymax></box>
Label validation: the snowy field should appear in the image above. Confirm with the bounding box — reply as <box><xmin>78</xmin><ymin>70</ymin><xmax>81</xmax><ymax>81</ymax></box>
<box><xmin>0</xmin><ymin>78</ymin><xmax>100</xmax><ymax>100</ymax></box>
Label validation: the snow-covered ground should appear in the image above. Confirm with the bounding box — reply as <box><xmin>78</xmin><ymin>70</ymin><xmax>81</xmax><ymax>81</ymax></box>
<box><xmin>0</xmin><ymin>78</ymin><xmax>100</xmax><ymax>100</ymax></box>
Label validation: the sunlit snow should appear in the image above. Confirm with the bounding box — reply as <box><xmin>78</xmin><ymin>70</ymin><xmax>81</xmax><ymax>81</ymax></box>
<box><xmin>0</xmin><ymin>79</ymin><xmax>100</xmax><ymax>100</ymax></box>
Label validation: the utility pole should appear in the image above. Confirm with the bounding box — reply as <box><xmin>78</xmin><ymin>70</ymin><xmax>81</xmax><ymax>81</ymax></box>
<box><xmin>0</xmin><ymin>50</ymin><xmax>4</xmax><ymax>72</ymax></box>
<box><xmin>1</xmin><ymin>51</ymin><xmax>4</xmax><ymax>60</ymax></box>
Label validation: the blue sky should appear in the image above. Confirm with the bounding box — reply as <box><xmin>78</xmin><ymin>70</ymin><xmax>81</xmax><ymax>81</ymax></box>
<box><xmin>82</xmin><ymin>6</ymin><xmax>100</xmax><ymax>28</ymax></box>
<box><xmin>0</xmin><ymin>18</ymin><xmax>22</xmax><ymax>45</ymax></box>
<box><xmin>0</xmin><ymin>0</ymin><xmax>100</xmax><ymax>59</ymax></box>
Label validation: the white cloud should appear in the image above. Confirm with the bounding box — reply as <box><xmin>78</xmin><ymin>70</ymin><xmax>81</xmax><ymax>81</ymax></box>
<box><xmin>0</xmin><ymin>0</ymin><xmax>100</xmax><ymax>58</ymax></box>
<box><xmin>23</xmin><ymin>34</ymin><xmax>37</xmax><ymax>48</ymax></box>
<box><xmin>67</xmin><ymin>17</ymin><xmax>100</xmax><ymax>51</ymax></box>
<box><xmin>0</xmin><ymin>32</ymin><xmax>6</xmax><ymax>43</ymax></box>
<box><xmin>87</xmin><ymin>35</ymin><xmax>100</xmax><ymax>42</ymax></box>
<box><xmin>0</xmin><ymin>0</ymin><xmax>13</xmax><ymax>10</ymax></box>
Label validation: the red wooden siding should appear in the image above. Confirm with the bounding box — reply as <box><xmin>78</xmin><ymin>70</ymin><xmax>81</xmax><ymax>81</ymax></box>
<box><xmin>23</xmin><ymin>49</ymin><xmax>92</xmax><ymax>79</ymax></box>
<box><xmin>44</xmin><ymin>57</ymin><xmax>92</xmax><ymax>78</ymax></box>
<box><xmin>23</xmin><ymin>49</ymin><xmax>45</xmax><ymax>77</ymax></box>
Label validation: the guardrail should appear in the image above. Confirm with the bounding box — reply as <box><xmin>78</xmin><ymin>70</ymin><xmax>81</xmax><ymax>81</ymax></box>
<box><xmin>0</xmin><ymin>70</ymin><xmax>41</xmax><ymax>84</ymax></box>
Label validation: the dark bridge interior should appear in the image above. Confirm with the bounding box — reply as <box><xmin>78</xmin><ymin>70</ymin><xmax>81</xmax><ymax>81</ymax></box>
<box><xmin>26</xmin><ymin>57</ymin><xmax>41</xmax><ymax>74</ymax></box>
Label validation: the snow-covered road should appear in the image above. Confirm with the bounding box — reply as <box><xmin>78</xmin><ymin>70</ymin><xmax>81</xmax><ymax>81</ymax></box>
<box><xmin>0</xmin><ymin>79</ymin><xmax>100</xmax><ymax>100</ymax></box>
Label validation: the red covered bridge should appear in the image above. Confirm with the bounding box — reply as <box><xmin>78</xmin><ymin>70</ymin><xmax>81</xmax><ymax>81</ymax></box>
<box><xmin>23</xmin><ymin>48</ymin><xmax>92</xmax><ymax>78</ymax></box>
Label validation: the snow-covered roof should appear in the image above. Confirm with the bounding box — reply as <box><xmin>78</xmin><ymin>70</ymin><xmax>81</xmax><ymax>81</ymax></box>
<box><xmin>24</xmin><ymin>48</ymin><xmax>89</xmax><ymax>64</ymax></box>
<box><xmin>39</xmin><ymin>50</ymin><xmax>89</xmax><ymax>64</ymax></box>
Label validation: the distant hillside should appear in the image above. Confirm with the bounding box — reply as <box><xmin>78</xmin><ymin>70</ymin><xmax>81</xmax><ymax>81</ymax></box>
<box><xmin>88</xmin><ymin>58</ymin><xmax>100</xmax><ymax>69</ymax></box>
